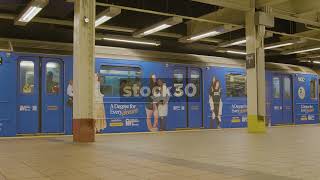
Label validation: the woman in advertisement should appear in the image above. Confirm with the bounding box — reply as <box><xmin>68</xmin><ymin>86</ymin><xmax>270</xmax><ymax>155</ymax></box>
<box><xmin>209</xmin><ymin>76</ymin><xmax>223</xmax><ymax>128</ymax></box>
<box><xmin>157</xmin><ymin>79</ymin><xmax>169</xmax><ymax>131</ymax></box>
<box><xmin>94</xmin><ymin>74</ymin><xmax>107</xmax><ymax>133</ymax></box>
<box><xmin>145</xmin><ymin>74</ymin><xmax>159</xmax><ymax>132</ymax></box>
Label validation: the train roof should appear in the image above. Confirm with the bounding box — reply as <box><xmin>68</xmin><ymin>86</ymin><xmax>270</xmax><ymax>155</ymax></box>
<box><xmin>0</xmin><ymin>37</ymin><xmax>317</xmax><ymax>75</ymax></box>
<box><xmin>266</xmin><ymin>62</ymin><xmax>317</xmax><ymax>75</ymax></box>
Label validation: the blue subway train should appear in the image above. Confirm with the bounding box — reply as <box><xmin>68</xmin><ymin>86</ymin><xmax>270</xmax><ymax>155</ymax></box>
<box><xmin>0</xmin><ymin>39</ymin><xmax>318</xmax><ymax>136</ymax></box>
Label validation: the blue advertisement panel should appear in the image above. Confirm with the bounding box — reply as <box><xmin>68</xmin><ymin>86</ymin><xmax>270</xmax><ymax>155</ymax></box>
<box><xmin>96</xmin><ymin>58</ymin><xmax>171</xmax><ymax>133</ymax></box>
<box><xmin>293</xmin><ymin>74</ymin><xmax>319</xmax><ymax>124</ymax></box>
<box><xmin>203</xmin><ymin>66</ymin><xmax>247</xmax><ymax>129</ymax></box>
<box><xmin>0</xmin><ymin>52</ymin><xmax>17</xmax><ymax>136</ymax></box>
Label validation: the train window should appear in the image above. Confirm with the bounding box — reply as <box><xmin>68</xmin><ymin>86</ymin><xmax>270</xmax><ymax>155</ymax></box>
<box><xmin>311</xmin><ymin>79</ymin><xmax>317</xmax><ymax>99</ymax></box>
<box><xmin>20</xmin><ymin>61</ymin><xmax>34</xmax><ymax>94</ymax></box>
<box><xmin>272</xmin><ymin>77</ymin><xmax>280</xmax><ymax>98</ymax></box>
<box><xmin>226</xmin><ymin>73</ymin><xmax>246</xmax><ymax>97</ymax></box>
<box><xmin>173</xmin><ymin>71</ymin><xmax>184</xmax><ymax>84</ymax></box>
<box><xmin>99</xmin><ymin>65</ymin><xmax>141</xmax><ymax>97</ymax></box>
<box><xmin>283</xmin><ymin>77</ymin><xmax>291</xmax><ymax>99</ymax></box>
<box><xmin>46</xmin><ymin>62</ymin><xmax>60</xmax><ymax>94</ymax></box>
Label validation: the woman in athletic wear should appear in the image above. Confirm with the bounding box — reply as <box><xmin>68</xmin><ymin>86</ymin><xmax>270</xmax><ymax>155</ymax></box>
<box><xmin>209</xmin><ymin>76</ymin><xmax>222</xmax><ymax>128</ymax></box>
<box><xmin>94</xmin><ymin>74</ymin><xmax>107</xmax><ymax>133</ymax></box>
<box><xmin>145</xmin><ymin>74</ymin><xmax>159</xmax><ymax>131</ymax></box>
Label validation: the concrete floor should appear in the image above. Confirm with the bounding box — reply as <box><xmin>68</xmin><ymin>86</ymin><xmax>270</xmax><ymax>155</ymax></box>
<box><xmin>1</xmin><ymin>126</ymin><xmax>320</xmax><ymax>180</ymax></box>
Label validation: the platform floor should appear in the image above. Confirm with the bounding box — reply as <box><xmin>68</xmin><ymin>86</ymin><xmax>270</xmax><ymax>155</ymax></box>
<box><xmin>1</xmin><ymin>125</ymin><xmax>320</xmax><ymax>180</ymax></box>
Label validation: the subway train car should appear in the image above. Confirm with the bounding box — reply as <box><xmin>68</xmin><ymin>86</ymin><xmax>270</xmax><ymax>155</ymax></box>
<box><xmin>0</xmin><ymin>39</ymin><xmax>318</xmax><ymax>136</ymax></box>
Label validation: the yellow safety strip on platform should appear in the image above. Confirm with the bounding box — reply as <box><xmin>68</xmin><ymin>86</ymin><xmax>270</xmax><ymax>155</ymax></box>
<box><xmin>247</xmin><ymin>114</ymin><xmax>266</xmax><ymax>133</ymax></box>
<box><xmin>1</xmin><ymin>124</ymin><xmax>318</xmax><ymax>139</ymax></box>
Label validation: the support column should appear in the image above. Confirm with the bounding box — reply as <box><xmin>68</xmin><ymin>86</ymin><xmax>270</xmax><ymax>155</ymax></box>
<box><xmin>73</xmin><ymin>0</ymin><xmax>95</xmax><ymax>142</ymax></box>
<box><xmin>246</xmin><ymin>0</ymin><xmax>266</xmax><ymax>133</ymax></box>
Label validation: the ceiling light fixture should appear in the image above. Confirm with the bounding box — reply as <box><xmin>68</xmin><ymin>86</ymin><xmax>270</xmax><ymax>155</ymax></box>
<box><xmin>14</xmin><ymin>0</ymin><xmax>49</xmax><ymax>26</ymax></box>
<box><xmin>188</xmin><ymin>31</ymin><xmax>220</xmax><ymax>41</ymax></box>
<box><xmin>299</xmin><ymin>60</ymin><xmax>311</xmax><ymax>63</ymax></box>
<box><xmin>179</xmin><ymin>25</ymin><xmax>234</xmax><ymax>43</ymax></box>
<box><xmin>265</xmin><ymin>39</ymin><xmax>305</xmax><ymax>51</ymax></box>
<box><xmin>99</xmin><ymin>34</ymin><xmax>160</xmax><ymax>46</ymax></box>
<box><xmin>95</xmin><ymin>7</ymin><xmax>121</xmax><ymax>27</ymax></box>
<box><xmin>226</xmin><ymin>50</ymin><xmax>247</xmax><ymax>55</ymax></box>
<box><xmin>283</xmin><ymin>46</ymin><xmax>320</xmax><ymax>55</ymax></box>
<box><xmin>219</xmin><ymin>38</ymin><xmax>246</xmax><ymax>47</ymax></box>
<box><xmin>133</xmin><ymin>17</ymin><xmax>183</xmax><ymax>38</ymax></box>
<box><xmin>264</xmin><ymin>42</ymin><xmax>294</xmax><ymax>50</ymax></box>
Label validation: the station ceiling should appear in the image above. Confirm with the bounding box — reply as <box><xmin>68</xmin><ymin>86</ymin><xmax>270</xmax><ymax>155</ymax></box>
<box><xmin>0</xmin><ymin>0</ymin><xmax>320</xmax><ymax>66</ymax></box>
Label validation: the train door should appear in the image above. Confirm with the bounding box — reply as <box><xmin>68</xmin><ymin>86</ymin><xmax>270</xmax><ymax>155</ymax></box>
<box><xmin>282</xmin><ymin>74</ymin><xmax>293</xmax><ymax>124</ymax></box>
<box><xmin>271</xmin><ymin>74</ymin><xmax>293</xmax><ymax>125</ymax></box>
<box><xmin>17</xmin><ymin>59</ymin><xmax>39</xmax><ymax>134</ymax></box>
<box><xmin>171</xmin><ymin>67</ymin><xmax>188</xmax><ymax>128</ymax></box>
<box><xmin>17</xmin><ymin>57</ymin><xmax>64</xmax><ymax>134</ymax></box>
<box><xmin>41</xmin><ymin>59</ymin><xmax>64</xmax><ymax>133</ymax></box>
<box><xmin>187</xmin><ymin>68</ymin><xmax>202</xmax><ymax>128</ymax></box>
<box><xmin>170</xmin><ymin>66</ymin><xmax>203</xmax><ymax>129</ymax></box>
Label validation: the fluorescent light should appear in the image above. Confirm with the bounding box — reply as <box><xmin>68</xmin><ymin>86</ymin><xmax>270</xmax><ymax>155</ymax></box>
<box><xmin>226</xmin><ymin>50</ymin><xmax>247</xmax><ymax>55</ymax></box>
<box><xmin>95</xmin><ymin>16</ymin><xmax>112</xmax><ymax>27</ymax></box>
<box><xmin>286</xmin><ymin>47</ymin><xmax>320</xmax><ymax>55</ymax></box>
<box><xmin>219</xmin><ymin>38</ymin><xmax>246</xmax><ymax>47</ymax></box>
<box><xmin>299</xmin><ymin>60</ymin><xmax>311</xmax><ymax>63</ymax></box>
<box><xmin>20</xmin><ymin>61</ymin><xmax>34</xmax><ymax>67</ymax></box>
<box><xmin>133</xmin><ymin>17</ymin><xmax>183</xmax><ymax>38</ymax></box>
<box><xmin>95</xmin><ymin>7</ymin><xmax>121</xmax><ymax>27</ymax></box>
<box><xmin>313</xmin><ymin>61</ymin><xmax>320</xmax><ymax>64</ymax></box>
<box><xmin>102</xmin><ymin>37</ymin><xmax>160</xmax><ymax>46</ymax></box>
<box><xmin>46</xmin><ymin>62</ymin><xmax>59</xmax><ymax>68</ymax></box>
<box><xmin>15</xmin><ymin>0</ymin><xmax>49</xmax><ymax>26</ymax></box>
<box><xmin>229</xmin><ymin>39</ymin><xmax>247</xmax><ymax>46</ymax></box>
<box><xmin>142</xmin><ymin>24</ymin><xmax>171</xmax><ymax>36</ymax></box>
<box><xmin>187</xmin><ymin>31</ymin><xmax>220</xmax><ymax>41</ymax></box>
<box><xmin>179</xmin><ymin>25</ymin><xmax>235</xmax><ymax>43</ymax></box>
<box><xmin>19</xmin><ymin>6</ymin><xmax>42</xmax><ymax>22</ymax></box>
<box><xmin>264</xmin><ymin>42</ymin><xmax>294</xmax><ymax>50</ymax></box>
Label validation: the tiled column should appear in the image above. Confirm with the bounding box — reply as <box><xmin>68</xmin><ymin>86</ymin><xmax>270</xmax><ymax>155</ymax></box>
<box><xmin>246</xmin><ymin>0</ymin><xmax>266</xmax><ymax>133</ymax></box>
<box><xmin>73</xmin><ymin>0</ymin><xmax>96</xmax><ymax>142</ymax></box>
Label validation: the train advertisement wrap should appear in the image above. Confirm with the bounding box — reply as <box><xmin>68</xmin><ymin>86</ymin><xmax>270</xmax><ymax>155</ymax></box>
<box><xmin>294</xmin><ymin>74</ymin><xmax>319</xmax><ymax>124</ymax></box>
<box><xmin>96</xmin><ymin>58</ymin><xmax>249</xmax><ymax>132</ymax></box>
<box><xmin>0</xmin><ymin>50</ymin><xmax>319</xmax><ymax>136</ymax></box>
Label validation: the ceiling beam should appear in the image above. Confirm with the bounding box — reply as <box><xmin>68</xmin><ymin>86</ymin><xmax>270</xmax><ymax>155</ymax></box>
<box><xmin>296</xmin><ymin>9</ymin><xmax>319</xmax><ymax>17</ymax></box>
<box><xmin>67</xmin><ymin>0</ymin><xmax>243</xmax><ymax>27</ymax></box>
<box><xmin>191</xmin><ymin>0</ymin><xmax>251</xmax><ymax>11</ymax></box>
<box><xmin>271</xmin><ymin>10</ymin><xmax>320</xmax><ymax>27</ymax></box>
<box><xmin>256</xmin><ymin>0</ymin><xmax>289</xmax><ymax>8</ymax></box>
<box><xmin>290</xmin><ymin>0</ymin><xmax>320</xmax><ymax>14</ymax></box>
<box><xmin>267</xmin><ymin>30</ymin><xmax>320</xmax><ymax>42</ymax></box>
<box><xmin>186</xmin><ymin>9</ymin><xmax>245</xmax><ymax>44</ymax></box>
<box><xmin>0</xmin><ymin>13</ymin><xmax>222</xmax><ymax>43</ymax></box>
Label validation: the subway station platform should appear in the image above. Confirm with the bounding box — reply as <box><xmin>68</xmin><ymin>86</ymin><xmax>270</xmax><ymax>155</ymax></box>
<box><xmin>1</xmin><ymin>125</ymin><xmax>320</xmax><ymax>180</ymax></box>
